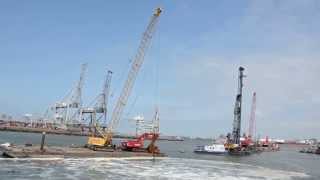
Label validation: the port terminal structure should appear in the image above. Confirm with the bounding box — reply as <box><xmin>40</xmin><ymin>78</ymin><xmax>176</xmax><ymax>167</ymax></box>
<box><xmin>44</xmin><ymin>63</ymin><xmax>88</xmax><ymax>128</ymax></box>
<box><xmin>79</xmin><ymin>70</ymin><xmax>113</xmax><ymax>130</ymax></box>
<box><xmin>40</xmin><ymin>64</ymin><xmax>112</xmax><ymax>131</ymax></box>
<box><xmin>0</xmin><ymin>7</ymin><xmax>164</xmax><ymax>158</ymax></box>
<box><xmin>3</xmin><ymin>8</ymin><xmax>162</xmax><ymax>138</ymax></box>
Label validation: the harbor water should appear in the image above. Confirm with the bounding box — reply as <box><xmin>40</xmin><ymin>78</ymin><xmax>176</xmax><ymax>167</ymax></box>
<box><xmin>0</xmin><ymin>131</ymin><xmax>319</xmax><ymax>180</ymax></box>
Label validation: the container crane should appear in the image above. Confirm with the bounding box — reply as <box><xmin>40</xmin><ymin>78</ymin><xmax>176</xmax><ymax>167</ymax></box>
<box><xmin>80</xmin><ymin>70</ymin><xmax>112</xmax><ymax>129</ymax></box>
<box><xmin>53</xmin><ymin>63</ymin><xmax>88</xmax><ymax>127</ymax></box>
<box><xmin>99</xmin><ymin>70</ymin><xmax>113</xmax><ymax>125</ymax></box>
<box><xmin>126</xmin><ymin>106</ymin><xmax>159</xmax><ymax>137</ymax></box>
<box><xmin>127</xmin><ymin>115</ymin><xmax>145</xmax><ymax>137</ymax></box>
<box><xmin>87</xmin><ymin>7</ymin><xmax>162</xmax><ymax>148</ymax></box>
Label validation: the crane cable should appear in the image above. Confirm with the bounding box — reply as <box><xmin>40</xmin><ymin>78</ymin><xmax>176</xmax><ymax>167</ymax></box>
<box><xmin>124</xmin><ymin>27</ymin><xmax>160</xmax><ymax>118</ymax></box>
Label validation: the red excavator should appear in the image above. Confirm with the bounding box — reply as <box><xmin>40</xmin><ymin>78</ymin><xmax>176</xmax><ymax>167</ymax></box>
<box><xmin>241</xmin><ymin>135</ymin><xmax>252</xmax><ymax>147</ymax></box>
<box><xmin>121</xmin><ymin>132</ymin><xmax>160</xmax><ymax>153</ymax></box>
<box><xmin>262</xmin><ymin>136</ymin><xmax>270</xmax><ymax>147</ymax></box>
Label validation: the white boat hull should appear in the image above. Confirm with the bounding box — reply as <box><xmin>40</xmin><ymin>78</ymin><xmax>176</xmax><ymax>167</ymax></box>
<box><xmin>194</xmin><ymin>144</ymin><xmax>227</xmax><ymax>155</ymax></box>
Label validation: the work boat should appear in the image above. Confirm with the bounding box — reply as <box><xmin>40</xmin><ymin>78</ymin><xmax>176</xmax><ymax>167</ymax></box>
<box><xmin>194</xmin><ymin>140</ymin><xmax>227</xmax><ymax>155</ymax></box>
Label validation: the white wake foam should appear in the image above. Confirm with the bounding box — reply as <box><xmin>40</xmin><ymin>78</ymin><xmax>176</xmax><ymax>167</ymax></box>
<box><xmin>0</xmin><ymin>157</ymin><xmax>310</xmax><ymax>180</ymax></box>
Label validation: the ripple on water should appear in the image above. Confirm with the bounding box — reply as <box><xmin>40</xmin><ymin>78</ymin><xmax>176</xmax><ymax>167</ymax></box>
<box><xmin>0</xmin><ymin>157</ymin><xmax>311</xmax><ymax>180</ymax></box>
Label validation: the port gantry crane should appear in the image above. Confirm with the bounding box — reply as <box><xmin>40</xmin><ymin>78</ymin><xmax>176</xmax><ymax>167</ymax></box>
<box><xmin>97</xmin><ymin>70</ymin><xmax>112</xmax><ymax>126</ymax></box>
<box><xmin>80</xmin><ymin>70</ymin><xmax>112</xmax><ymax>130</ymax></box>
<box><xmin>126</xmin><ymin>106</ymin><xmax>160</xmax><ymax>137</ymax></box>
<box><xmin>87</xmin><ymin>7</ymin><xmax>162</xmax><ymax>148</ymax></box>
<box><xmin>52</xmin><ymin>63</ymin><xmax>88</xmax><ymax>127</ymax></box>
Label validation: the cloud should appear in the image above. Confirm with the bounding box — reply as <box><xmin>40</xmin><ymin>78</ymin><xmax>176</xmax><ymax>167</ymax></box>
<box><xmin>157</xmin><ymin>0</ymin><xmax>320</xmax><ymax>138</ymax></box>
<box><xmin>168</xmin><ymin>52</ymin><xmax>320</xmax><ymax>138</ymax></box>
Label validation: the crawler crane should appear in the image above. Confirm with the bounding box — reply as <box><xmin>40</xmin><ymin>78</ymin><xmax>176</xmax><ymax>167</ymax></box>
<box><xmin>86</xmin><ymin>8</ymin><xmax>162</xmax><ymax>149</ymax></box>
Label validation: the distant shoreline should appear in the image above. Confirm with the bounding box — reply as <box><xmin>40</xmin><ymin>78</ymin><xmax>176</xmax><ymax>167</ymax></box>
<box><xmin>0</xmin><ymin>126</ymin><xmax>184</xmax><ymax>141</ymax></box>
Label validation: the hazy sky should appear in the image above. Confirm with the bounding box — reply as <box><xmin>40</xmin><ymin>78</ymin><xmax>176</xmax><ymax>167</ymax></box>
<box><xmin>0</xmin><ymin>1</ymin><xmax>319</xmax><ymax>139</ymax></box>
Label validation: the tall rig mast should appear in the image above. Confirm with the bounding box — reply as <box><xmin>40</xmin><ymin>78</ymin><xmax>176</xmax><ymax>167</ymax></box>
<box><xmin>232</xmin><ymin>67</ymin><xmax>245</xmax><ymax>145</ymax></box>
<box><xmin>248</xmin><ymin>92</ymin><xmax>256</xmax><ymax>138</ymax></box>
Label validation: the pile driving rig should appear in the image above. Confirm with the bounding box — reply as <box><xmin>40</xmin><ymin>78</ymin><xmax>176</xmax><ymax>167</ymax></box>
<box><xmin>226</xmin><ymin>67</ymin><xmax>247</xmax><ymax>153</ymax></box>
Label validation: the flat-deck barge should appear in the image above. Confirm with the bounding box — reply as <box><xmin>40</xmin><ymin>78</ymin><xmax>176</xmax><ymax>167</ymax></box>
<box><xmin>0</xmin><ymin>145</ymin><xmax>165</xmax><ymax>158</ymax></box>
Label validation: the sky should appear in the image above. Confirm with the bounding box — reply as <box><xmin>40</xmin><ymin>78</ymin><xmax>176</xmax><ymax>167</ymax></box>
<box><xmin>0</xmin><ymin>0</ymin><xmax>320</xmax><ymax>139</ymax></box>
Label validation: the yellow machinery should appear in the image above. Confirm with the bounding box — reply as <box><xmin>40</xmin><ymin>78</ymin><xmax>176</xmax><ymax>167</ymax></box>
<box><xmin>87</xmin><ymin>136</ymin><xmax>106</xmax><ymax>147</ymax></box>
<box><xmin>87</xmin><ymin>8</ymin><xmax>162</xmax><ymax>148</ymax></box>
<box><xmin>225</xmin><ymin>143</ymin><xmax>239</xmax><ymax>150</ymax></box>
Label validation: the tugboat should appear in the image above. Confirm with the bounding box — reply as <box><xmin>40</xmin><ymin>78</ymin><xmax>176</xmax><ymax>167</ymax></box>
<box><xmin>0</xmin><ymin>142</ymin><xmax>11</xmax><ymax>157</ymax></box>
<box><xmin>316</xmin><ymin>146</ymin><xmax>320</xmax><ymax>154</ymax></box>
<box><xmin>194</xmin><ymin>138</ymin><xmax>228</xmax><ymax>155</ymax></box>
<box><xmin>194</xmin><ymin>143</ymin><xmax>227</xmax><ymax>155</ymax></box>
<box><xmin>300</xmin><ymin>143</ymin><xmax>320</xmax><ymax>155</ymax></box>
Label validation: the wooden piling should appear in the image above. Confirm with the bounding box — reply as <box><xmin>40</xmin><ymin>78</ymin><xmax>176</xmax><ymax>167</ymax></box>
<box><xmin>40</xmin><ymin>132</ymin><xmax>46</xmax><ymax>151</ymax></box>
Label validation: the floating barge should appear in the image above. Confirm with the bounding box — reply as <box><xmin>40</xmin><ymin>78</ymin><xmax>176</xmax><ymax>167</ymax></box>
<box><xmin>0</xmin><ymin>145</ymin><xmax>165</xmax><ymax>158</ymax></box>
<box><xmin>299</xmin><ymin>144</ymin><xmax>320</xmax><ymax>155</ymax></box>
